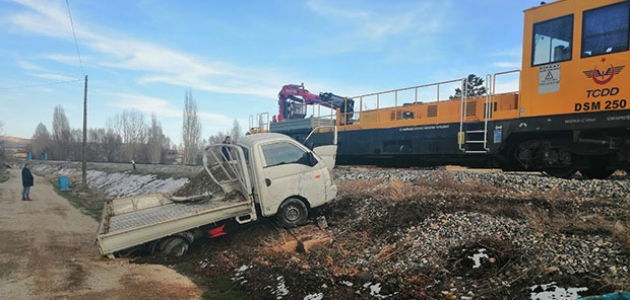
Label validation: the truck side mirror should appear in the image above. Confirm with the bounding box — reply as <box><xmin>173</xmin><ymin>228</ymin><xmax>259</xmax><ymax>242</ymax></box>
<box><xmin>308</xmin><ymin>152</ymin><xmax>319</xmax><ymax>167</ymax></box>
<box><xmin>299</xmin><ymin>152</ymin><xmax>318</xmax><ymax>167</ymax></box>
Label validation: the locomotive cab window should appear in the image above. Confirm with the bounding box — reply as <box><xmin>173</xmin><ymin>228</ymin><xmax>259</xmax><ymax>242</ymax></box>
<box><xmin>581</xmin><ymin>2</ymin><xmax>629</xmax><ymax>58</ymax></box>
<box><xmin>532</xmin><ymin>14</ymin><xmax>574</xmax><ymax>66</ymax></box>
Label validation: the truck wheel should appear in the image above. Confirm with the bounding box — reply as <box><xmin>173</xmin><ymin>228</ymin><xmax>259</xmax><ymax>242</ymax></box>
<box><xmin>277</xmin><ymin>198</ymin><xmax>308</xmax><ymax>228</ymax></box>
<box><xmin>162</xmin><ymin>237</ymin><xmax>190</xmax><ymax>257</ymax></box>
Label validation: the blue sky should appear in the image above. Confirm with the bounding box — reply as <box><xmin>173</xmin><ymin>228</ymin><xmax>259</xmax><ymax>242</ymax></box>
<box><xmin>0</xmin><ymin>0</ymin><xmax>538</xmax><ymax>143</ymax></box>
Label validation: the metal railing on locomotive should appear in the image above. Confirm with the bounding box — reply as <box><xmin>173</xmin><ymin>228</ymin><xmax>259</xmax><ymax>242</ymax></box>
<box><xmin>456</xmin><ymin>76</ymin><xmax>490</xmax><ymax>153</ymax></box>
<box><xmin>309</xmin><ymin>72</ymin><xmax>520</xmax><ymax>139</ymax></box>
<box><xmin>313</xmin><ymin>78</ymin><xmax>472</xmax><ymax>130</ymax></box>
<box><xmin>457</xmin><ymin>70</ymin><xmax>521</xmax><ymax>153</ymax></box>
<box><xmin>249</xmin><ymin>112</ymin><xmax>270</xmax><ymax>134</ymax></box>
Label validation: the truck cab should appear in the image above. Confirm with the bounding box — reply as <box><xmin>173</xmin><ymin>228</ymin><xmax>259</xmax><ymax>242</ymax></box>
<box><xmin>218</xmin><ymin>132</ymin><xmax>337</xmax><ymax>227</ymax></box>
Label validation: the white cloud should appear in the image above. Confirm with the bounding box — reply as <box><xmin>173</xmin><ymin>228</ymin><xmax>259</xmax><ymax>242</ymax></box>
<box><xmin>306</xmin><ymin>0</ymin><xmax>369</xmax><ymax>19</ymax></box>
<box><xmin>41</xmin><ymin>53</ymin><xmax>86</xmax><ymax>66</ymax></box>
<box><xmin>7</xmin><ymin>0</ymin><xmax>73</xmax><ymax>39</ymax></box>
<box><xmin>493</xmin><ymin>79</ymin><xmax>520</xmax><ymax>94</ymax></box>
<box><xmin>29</xmin><ymin>73</ymin><xmax>80</xmax><ymax>82</ymax></box>
<box><xmin>491</xmin><ymin>48</ymin><xmax>522</xmax><ymax>58</ymax></box>
<box><xmin>6</xmin><ymin>0</ymin><xmax>286</xmax><ymax>100</ymax></box>
<box><xmin>17</xmin><ymin>60</ymin><xmax>45</xmax><ymax>71</ymax></box>
<box><xmin>493</xmin><ymin>61</ymin><xmax>521</xmax><ymax>69</ymax></box>
<box><xmin>106</xmin><ymin>93</ymin><xmax>232</xmax><ymax>125</ymax></box>
<box><xmin>305</xmin><ymin>0</ymin><xmax>448</xmax><ymax>51</ymax></box>
<box><xmin>107</xmin><ymin>94</ymin><xmax>183</xmax><ymax>118</ymax></box>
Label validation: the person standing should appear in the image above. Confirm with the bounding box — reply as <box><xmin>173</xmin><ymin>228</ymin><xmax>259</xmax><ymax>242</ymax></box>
<box><xmin>221</xmin><ymin>136</ymin><xmax>232</xmax><ymax>161</ymax></box>
<box><xmin>21</xmin><ymin>164</ymin><xmax>34</xmax><ymax>201</ymax></box>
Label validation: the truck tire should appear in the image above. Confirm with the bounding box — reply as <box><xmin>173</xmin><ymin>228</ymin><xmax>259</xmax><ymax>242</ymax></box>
<box><xmin>162</xmin><ymin>237</ymin><xmax>190</xmax><ymax>257</ymax></box>
<box><xmin>277</xmin><ymin>198</ymin><xmax>308</xmax><ymax>228</ymax></box>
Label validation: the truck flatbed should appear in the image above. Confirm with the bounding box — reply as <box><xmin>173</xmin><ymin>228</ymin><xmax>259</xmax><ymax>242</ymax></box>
<box><xmin>106</xmin><ymin>197</ymin><xmax>249</xmax><ymax>232</ymax></box>
<box><xmin>97</xmin><ymin>193</ymin><xmax>252</xmax><ymax>256</ymax></box>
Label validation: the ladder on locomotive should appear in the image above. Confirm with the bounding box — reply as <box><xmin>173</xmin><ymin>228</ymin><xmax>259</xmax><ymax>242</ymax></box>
<box><xmin>458</xmin><ymin>75</ymin><xmax>491</xmax><ymax>153</ymax></box>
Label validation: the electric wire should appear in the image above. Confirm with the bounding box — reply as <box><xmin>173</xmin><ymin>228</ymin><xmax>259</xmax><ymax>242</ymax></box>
<box><xmin>3</xmin><ymin>1</ymin><xmax>85</xmax><ymax>90</ymax></box>
<box><xmin>65</xmin><ymin>0</ymin><xmax>85</xmax><ymax>76</ymax></box>
<box><xmin>0</xmin><ymin>79</ymin><xmax>83</xmax><ymax>90</ymax></box>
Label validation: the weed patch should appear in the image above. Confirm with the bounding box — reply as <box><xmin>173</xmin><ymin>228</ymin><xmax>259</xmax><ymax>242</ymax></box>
<box><xmin>0</xmin><ymin>170</ymin><xmax>9</xmax><ymax>183</ymax></box>
<box><xmin>47</xmin><ymin>174</ymin><xmax>108</xmax><ymax>221</ymax></box>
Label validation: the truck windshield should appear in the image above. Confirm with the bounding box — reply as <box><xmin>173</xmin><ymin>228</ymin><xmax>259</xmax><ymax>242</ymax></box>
<box><xmin>239</xmin><ymin>146</ymin><xmax>250</xmax><ymax>165</ymax></box>
<box><xmin>261</xmin><ymin>142</ymin><xmax>308</xmax><ymax>167</ymax></box>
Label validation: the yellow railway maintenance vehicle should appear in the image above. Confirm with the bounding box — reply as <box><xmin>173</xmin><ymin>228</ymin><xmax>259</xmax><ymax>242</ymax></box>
<box><xmin>264</xmin><ymin>0</ymin><xmax>630</xmax><ymax>179</ymax></box>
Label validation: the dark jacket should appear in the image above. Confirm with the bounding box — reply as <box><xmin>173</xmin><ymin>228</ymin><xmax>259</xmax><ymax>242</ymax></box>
<box><xmin>221</xmin><ymin>141</ymin><xmax>232</xmax><ymax>161</ymax></box>
<box><xmin>22</xmin><ymin>167</ymin><xmax>34</xmax><ymax>187</ymax></box>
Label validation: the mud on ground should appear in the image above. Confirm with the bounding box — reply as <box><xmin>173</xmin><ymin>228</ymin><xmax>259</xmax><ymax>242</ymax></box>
<box><xmin>137</xmin><ymin>167</ymin><xmax>630</xmax><ymax>300</ymax></box>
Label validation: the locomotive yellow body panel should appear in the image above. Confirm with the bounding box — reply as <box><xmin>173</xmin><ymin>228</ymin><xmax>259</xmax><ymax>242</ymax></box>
<box><xmin>519</xmin><ymin>0</ymin><xmax>630</xmax><ymax>118</ymax></box>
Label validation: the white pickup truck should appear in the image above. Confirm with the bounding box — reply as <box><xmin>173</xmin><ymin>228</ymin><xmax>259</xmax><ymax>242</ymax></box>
<box><xmin>96</xmin><ymin>129</ymin><xmax>337</xmax><ymax>258</ymax></box>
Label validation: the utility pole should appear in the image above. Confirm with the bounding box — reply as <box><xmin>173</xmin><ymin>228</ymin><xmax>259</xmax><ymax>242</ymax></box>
<box><xmin>82</xmin><ymin>75</ymin><xmax>88</xmax><ymax>189</ymax></box>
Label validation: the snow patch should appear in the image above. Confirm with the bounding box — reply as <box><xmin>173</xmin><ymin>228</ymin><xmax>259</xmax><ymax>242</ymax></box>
<box><xmin>304</xmin><ymin>293</ymin><xmax>324</xmax><ymax>300</ymax></box>
<box><xmin>530</xmin><ymin>282</ymin><xmax>587</xmax><ymax>300</ymax></box>
<box><xmin>32</xmin><ymin>164</ymin><xmax>188</xmax><ymax>198</ymax></box>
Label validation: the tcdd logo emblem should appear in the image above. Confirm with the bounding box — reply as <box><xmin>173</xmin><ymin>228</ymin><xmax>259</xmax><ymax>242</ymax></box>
<box><xmin>583</xmin><ymin>57</ymin><xmax>624</xmax><ymax>85</ymax></box>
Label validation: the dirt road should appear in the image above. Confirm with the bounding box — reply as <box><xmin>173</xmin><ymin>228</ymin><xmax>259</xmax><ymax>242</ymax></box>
<box><xmin>0</xmin><ymin>169</ymin><xmax>202</xmax><ymax>300</ymax></box>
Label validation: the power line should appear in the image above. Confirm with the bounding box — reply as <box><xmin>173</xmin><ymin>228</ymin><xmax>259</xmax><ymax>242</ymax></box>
<box><xmin>65</xmin><ymin>0</ymin><xmax>85</xmax><ymax>76</ymax></box>
<box><xmin>0</xmin><ymin>79</ymin><xmax>83</xmax><ymax>90</ymax></box>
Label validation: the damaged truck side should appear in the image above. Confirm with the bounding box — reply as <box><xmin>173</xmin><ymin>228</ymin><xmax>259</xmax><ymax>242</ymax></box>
<box><xmin>96</xmin><ymin>129</ymin><xmax>337</xmax><ymax>258</ymax></box>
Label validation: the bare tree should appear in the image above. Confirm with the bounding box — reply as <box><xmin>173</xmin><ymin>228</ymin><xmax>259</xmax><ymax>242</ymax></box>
<box><xmin>106</xmin><ymin>114</ymin><xmax>122</xmax><ymax>138</ymax></box>
<box><xmin>70</xmin><ymin>128</ymin><xmax>83</xmax><ymax>161</ymax></box>
<box><xmin>182</xmin><ymin>89</ymin><xmax>201</xmax><ymax>165</ymax></box>
<box><xmin>31</xmin><ymin>123</ymin><xmax>51</xmax><ymax>159</ymax></box>
<box><xmin>104</xmin><ymin>129</ymin><xmax>123</xmax><ymax>162</ymax></box>
<box><xmin>108</xmin><ymin>110</ymin><xmax>147</xmax><ymax>162</ymax></box>
<box><xmin>147</xmin><ymin>113</ymin><xmax>166</xmax><ymax>164</ymax></box>
<box><xmin>123</xmin><ymin>110</ymin><xmax>146</xmax><ymax>161</ymax></box>
<box><xmin>160</xmin><ymin>136</ymin><xmax>172</xmax><ymax>163</ymax></box>
<box><xmin>207</xmin><ymin>130</ymin><xmax>229</xmax><ymax>146</ymax></box>
<box><xmin>52</xmin><ymin>105</ymin><xmax>72</xmax><ymax>160</ymax></box>
<box><xmin>86</xmin><ymin>128</ymin><xmax>104</xmax><ymax>161</ymax></box>
<box><xmin>230</xmin><ymin>119</ymin><xmax>242</xmax><ymax>143</ymax></box>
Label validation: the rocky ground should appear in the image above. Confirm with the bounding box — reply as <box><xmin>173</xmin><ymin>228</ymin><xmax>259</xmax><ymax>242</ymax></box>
<box><xmin>134</xmin><ymin>166</ymin><xmax>630</xmax><ymax>300</ymax></box>
<box><xmin>22</xmin><ymin>160</ymin><xmax>630</xmax><ymax>299</ymax></box>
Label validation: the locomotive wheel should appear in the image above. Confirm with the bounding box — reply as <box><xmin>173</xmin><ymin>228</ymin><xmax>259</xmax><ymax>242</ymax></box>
<box><xmin>580</xmin><ymin>168</ymin><xmax>615</xmax><ymax>180</ymax></box>
<box><xmin>277</xmin><ymin>198</ymin><xmax>308</xmax><ymax>228</ymax></box>
<box><xmin>542</xmin><ymin>167</ymin><xmax>577</xmax><ymax>179</ymax></box>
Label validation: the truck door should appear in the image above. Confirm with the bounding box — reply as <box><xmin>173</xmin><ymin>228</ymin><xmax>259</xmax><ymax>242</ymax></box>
<box><xmin>256</xmin><ymin>140</ymin><xmax>328</xmax><ymax>217</ymax></box>
<box><xmin>304</xmin><ymin>126</ymin><xmax>338</xmax><ymax>169</ymax></box>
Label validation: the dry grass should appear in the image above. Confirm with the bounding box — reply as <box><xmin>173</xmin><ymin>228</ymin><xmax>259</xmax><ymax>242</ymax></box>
<box><xmin>336</xmin><ymin>178</ymin><xmax>425</xmax><ymax>202</ymax></box>
<box><xmin>611</xmin><ymin>221</ymin><xmax>630</xmax><ymax>255</ymax></box>
<box><xmin>336</xmin><ymin>170</ymin><xmax>501</xmax><ymax>202</ymax></box>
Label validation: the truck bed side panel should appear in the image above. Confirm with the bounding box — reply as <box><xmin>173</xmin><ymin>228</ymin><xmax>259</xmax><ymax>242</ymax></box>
<box><xmin>97</xmin><ymin>197</ymin><xmax>251</xmax><ymax>255</ymax></box>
